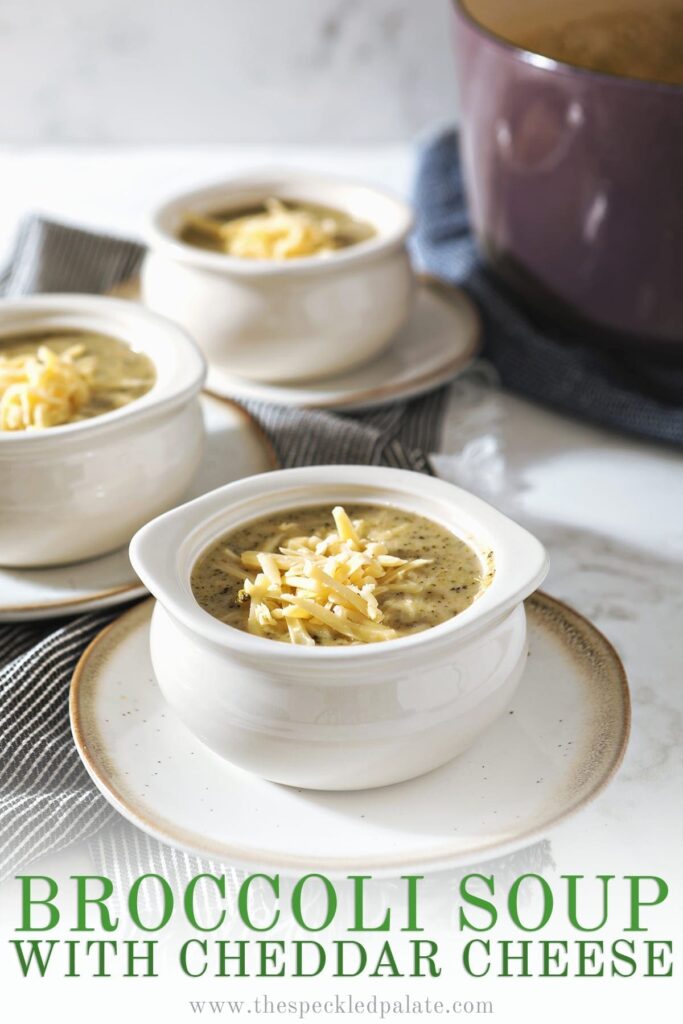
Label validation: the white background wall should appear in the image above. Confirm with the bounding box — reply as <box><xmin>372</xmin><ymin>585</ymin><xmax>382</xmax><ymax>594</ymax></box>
<box><xmin>0</xmin><ymin>0</ymin><xmax>459</xmax><ymax>144</ymax></box>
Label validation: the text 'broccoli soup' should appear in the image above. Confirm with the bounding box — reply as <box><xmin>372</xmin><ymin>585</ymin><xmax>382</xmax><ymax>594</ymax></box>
<box><xmin>191</xmin><ymin>504</ymin><xmax>493</xmax><ymax>646</ymax></box>
<box><xmin>0</xmin><ymin>330</ymin><xmax>156</xmax><ymax>431</ymax></box>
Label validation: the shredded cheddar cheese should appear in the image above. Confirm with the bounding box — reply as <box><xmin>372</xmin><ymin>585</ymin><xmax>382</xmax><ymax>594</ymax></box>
<box><xmin>228</xmin><ymin>505</ymin><xmax>432</xmax><ymax>646</ymax></box>
<box><xmin>183</xmin><ymin>198</ymin><xmax>374</xmax><ymax>261</ymax></box>
<box><xmin>0</xmin><ymin>343</ymin><xmax>95</xmax><ymax>431</ymax></box>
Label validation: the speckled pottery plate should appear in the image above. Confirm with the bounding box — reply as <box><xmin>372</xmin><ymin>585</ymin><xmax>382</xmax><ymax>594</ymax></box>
<box><xmin>0</xmin><ymin>394</ymin><xmax>276</xmax><ymax>622</ymax></box>
<box><xmin>203</xmin><ymin>279</ymin><xmax>480</xmax><ymax>410</ymax></box>
<box><xmin>70</xmin><ymin>592</ymin><xmax>630</xmax><ymax>874</ymax></box>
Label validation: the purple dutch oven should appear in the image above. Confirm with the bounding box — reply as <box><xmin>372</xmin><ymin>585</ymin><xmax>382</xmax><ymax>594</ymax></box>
<box><xmin>452</xmin><ymin>0</ymin><xmax>683</xmax><ymax>345</ymax></box>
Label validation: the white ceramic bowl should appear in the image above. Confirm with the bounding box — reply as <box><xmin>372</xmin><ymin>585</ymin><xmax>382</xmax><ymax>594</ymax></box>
<box><xmin>0</xmin><ymin>295</ymin><xmax>206</xmax><ymax>567</ymax></box>
<box><xmin>130</xmin><ymin>466</ymin><xmax>548</xmax><ymax>791</ymax></box>
<box><xmin>141</xmin><ymin>172</ymin><xmax>415</xmax><ymax>384</ymax></box>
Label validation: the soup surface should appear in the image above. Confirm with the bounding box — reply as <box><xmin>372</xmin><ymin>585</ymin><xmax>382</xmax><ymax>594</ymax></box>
<box><xmin>180</xmin><ymin>198</ymin><xmax>375</xmax><ymax>260</ymax></box>
<box><xmin>191</xmin><ymin>504</ymin><xmax>493</xmax><ymax>646</ymax></box>
<box><xmin>469</xmin><ymin>0</ymin><xmax>683</xmax><ymax>86</ymax></box>
<box><xmin>0</xmin><ymin>330</ymin><xmax>156</xmax><ymax>431</ymax></box>
<box><xmin>525</xmin><ymin>8</ymin><xmax>683</xmax><ymax>84</ymax></box>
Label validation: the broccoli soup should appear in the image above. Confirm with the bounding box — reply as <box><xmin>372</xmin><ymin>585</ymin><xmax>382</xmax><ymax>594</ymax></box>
<box><xmin>180</xmin><ymin>198</ymin><xmax>375</xmax><ymax>261</ymax></box>
<box><xmin>0</xmin><ymin>330</ymin><xmax>156</xmax><ymax>431</ymax></box>
<box><xmin>191</xmin><ymin>504</ymin><xmax>493</xmax><ymax>646</ymax></box>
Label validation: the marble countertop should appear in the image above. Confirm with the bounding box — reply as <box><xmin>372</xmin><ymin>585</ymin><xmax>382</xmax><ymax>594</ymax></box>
<box><xmin>0</xmin><ymin>145</ymin><xmax>680</xmax><ymax>906</ymax></box>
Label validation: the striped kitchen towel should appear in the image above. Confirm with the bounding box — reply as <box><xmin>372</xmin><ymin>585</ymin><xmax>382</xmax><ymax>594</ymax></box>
<box><xmin>0</xmin><ymin>216</ymin><xmax>448</xmax><ymax>885</ymax></box>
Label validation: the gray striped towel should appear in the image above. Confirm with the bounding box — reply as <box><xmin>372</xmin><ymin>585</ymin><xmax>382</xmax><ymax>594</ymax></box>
<box><xmin>0</xmin><ymin>216</ymin><xmax>449</xmax><ymax>886</ymax></box>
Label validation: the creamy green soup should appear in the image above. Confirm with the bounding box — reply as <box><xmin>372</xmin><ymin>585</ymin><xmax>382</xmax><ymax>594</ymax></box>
<box><xmin>0</xmin><ymin>330</ymin><xmax>156</xmax><ymax>431</ymax></box>
<box><xmin>180</xmin><ymin>198</ymin><xmax>375</xmax><ymax>260</ymax></box>
<box><xmin>191</xmin><ymin>504</ymin><xmax>493</xmax><ymax>647</ymax></box>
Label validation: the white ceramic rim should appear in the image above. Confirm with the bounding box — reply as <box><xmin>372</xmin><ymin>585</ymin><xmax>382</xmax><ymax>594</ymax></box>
<box><xmin>130</xmin><ymin>465</ymin><xmax>549</xmax><ymax>669</ymax></box>
<box><xmin>144</xmin><ymin>170</ymin><xmax>414</xmax><ymax>277</ymax></box>
<box><xmin>0</xmin><ymin>294</ymin><xmax>207</xmax><ymax>449</ymax></box>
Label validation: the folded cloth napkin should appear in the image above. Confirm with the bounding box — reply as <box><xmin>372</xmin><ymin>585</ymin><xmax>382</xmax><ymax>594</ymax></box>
<box><xmin>0</xmin><ymin>216</ymin><xmax>447</xmax><ymax>885</ymax></box>
<box><xmin>411</xmin><ymin>129</ymin><xmax>683</xmax><ymax>446</ymax></box>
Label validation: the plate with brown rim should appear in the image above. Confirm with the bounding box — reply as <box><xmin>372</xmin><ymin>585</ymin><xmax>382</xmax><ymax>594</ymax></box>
<box><xmin>0</xmin><ymin>394</ymin><xmax>276</xmax><ymax>622</ymax></box>
<box><xmin>204</xmin><ymin>278</ymin><xmax>481</xmax><ymax>411</ymax></box>
<box><xmin>70</xmin><ymin>591</ymin><xmax>630</xmax><ymax>875</ymax></box>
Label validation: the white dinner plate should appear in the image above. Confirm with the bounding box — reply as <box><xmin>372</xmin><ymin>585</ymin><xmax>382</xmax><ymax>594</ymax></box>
<box><xmin>0</xmin><ymin>394</ymin><xmax>276</xmax><ymax>622</ymax></box>
<box><xmin>71</xmin><ymin>592</ymin><xmax>630</xmax><ymax>875</ymax></box>
<box><xmin>204</xmin><ymin>278</ymin><xmax>481</xmax><ymax>411</ymax></box>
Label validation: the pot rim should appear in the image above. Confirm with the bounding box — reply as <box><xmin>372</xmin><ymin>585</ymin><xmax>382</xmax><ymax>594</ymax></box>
<box><xmin>453</xmin><ymin>0</ymin><xmax>683</xmax><ymax>95</ymax></box>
